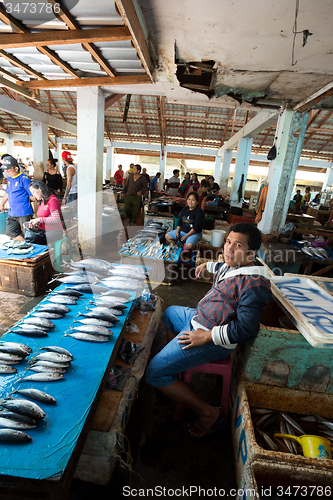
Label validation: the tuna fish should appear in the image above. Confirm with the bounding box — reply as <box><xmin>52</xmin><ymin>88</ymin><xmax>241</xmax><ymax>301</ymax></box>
<box><xmin>0</xmin><ymin>342</ymin><xmax>32</xmax><ymax>354</ymax></box>
<box><xmin>12</xmin><ymin>329</ymin><xmax>48</xmax><ymax>338</ymax></box>
<box><xmin>19</xmin><ymin>373</ymin><xmax>64</xmax><ymax>383</ymax></box>
<box><xmin>51</xmin><ymin>288</ymin><xmax>83</xmax><ymax>298</ymax></box>
<box><xmin>65</xmin><ymin>332</ymin><xmax>110</xmax><ymax>343</ymax></box>
<box><xmin>32</xmin><ymin>311</ymin><xmax>64</xmax><ymax>320</ymax></box>
<box><xmin>0</xmin><ymin>353</ymin><xmax>24</xmax><ymax>363</ymax></box>
<box><xmin>91</xmin><ymin>298</ymin><xmax>128</xmax><ymax>309</ymax></box>
<box><xmin>0</xmin><ymin>416</ymin><xmax>36</xmax><ymax>430</ymax></box>
<box><xmin>69</xmin><ymin>258</ymin><xmax>114</xmax><ymax>273</ymax></box>
<box><xmin>23</xmin><ymin>317</ymin><xmax>55</xmax><ymax>329</ymax></box>
<box><xmin>40</xmin><ymin>346</ymin><xmax>73</xmax><ymax>359</ymax></box>
<box><xmin>70</xmin><ymin>284</ymin><xmax>109</xmax><ymax>294</ymax></box>
<box><xmin>1</xmin><ymin>398</ymin><xmax>45</xmax><ymax>419</ymax></box>
<box><xmin>73</xmin><ymin>318</ymin><xmax>114</xmax><ymax>328</ymax></box>
<box><xmin>46</xmin><ymin>295</ymin><xmax>77</xmax><ymax>305</ymax></box>
<box><xmin>0</xmin><ymin>365</ymin><xmax>17</xmax><ymax>374</ymax></box>
<box><xmin>86</xmin><ymin>307</ymin><xmax>120</xmax><ymax>321</ymax></box>
<box><xmin>102</xmin><ymin>290</ymin><xmax>132</xmax><ymax>300</ymax></box>
<box><xmin>0</xmin><ymin>410</ymin><xmax>36</xmax><ymax>425</ymax></box>
<box><xmin>69</xmin><ymin>324</ymin><xmax>113</xmax><ymax>336</ymax></box>
<box><xmin>38</xmin><ymin>303</ymin><xmax>70</xmax><ymax>314</ymax></box>
<box><xmin>14</xmin><ymin>388</ymin><xmax>56</xmax><ymax>405</ymax></box>
<box><xmin>34</xmin><ymin>352</ymin><xmax>72</xmax><ymax>363</ymax></box>
<box><xmin>0</xmin><ymin>344</ymin><xmax>29</xmax><ymax>357</ymax></box>
<box><xmin>28</xmin><ymin>365</ymin><xmax>67</xmax><ymax>374</ymax></box>
<box><xmin>80</xmin><ymin>309</ymin><xmax>119</xmax><ymax>322</ymax></box>
<box><xmin>0</xmin><ymin>429</ymin><xmax>32</xmax><ymax>442</ymax></box>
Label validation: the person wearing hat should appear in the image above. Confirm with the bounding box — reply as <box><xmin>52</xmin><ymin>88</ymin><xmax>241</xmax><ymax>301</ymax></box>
<box><xmin>0</xmin><ymin>156</ymin><xmax>33</xmax><ymax>241</ymax></box>
<box><xmin>61</xmin><ymin>151</ymin><xmax>77</xmax><ymax>214</ymax></box>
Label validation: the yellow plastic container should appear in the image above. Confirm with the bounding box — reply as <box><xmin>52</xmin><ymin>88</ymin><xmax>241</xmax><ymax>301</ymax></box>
<box><xmin>274</xmin><ymin>433</ymin><xmax>332</xmax><ymax>460</ymax></box>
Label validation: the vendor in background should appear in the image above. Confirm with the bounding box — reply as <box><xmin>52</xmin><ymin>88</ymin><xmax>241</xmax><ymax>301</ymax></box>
<box><xmin>61</xmin><ymin>151</ymin><xmax>77</xmax><ymax>214</ymax></box>
<box><xmin>300</xmin><ymin>186</ymin><xmax>311</xmax><ymax>210</ymax></box>
<box><xmin>43</xmin><ymin>158</ymin><xmax>62</xmax><ymax>198</ymax></box>
<box><xmin>150</xmin><ymin>172</ymin><xmax>161</xmax><ymax>198</ymax></box>
<box><xmin>166</xmin><ymin>169</ymin><xmax>180</xmax><ymax>196</ymax></box>
<box><xmin>179</xmin><ymin>172</ymin><xmax>191</xmax><ymax>198</ymax></box>
<box><xmin>122</xmin><ymin>164</ymin><xmax>147</xmax><ymax>225</ymax></box>
<box><xmin>141</xmin><ymin>167</ymin><xmax>150</xmax><ymax>200</ymax></box>
<box><xmin>123</xmin><ymin>163</ymin><xmax>134</xmax><ymax>186</ymax></box>
<box><xmin>325</xmin><ymin>198</ymin><xmax>333</xmax><ymax>227</ymax></box>
<box><xmin>207</xmin><ymin>176</ymin><xmax>220</xmax><ymax>197</ymax></box>
<box><xmin>311</xmin><ymin>192</ymin><xmax>321</xmax><ymax>205</ymax></box>
<box><xmin>195</xmin><ymin>180</ymin><xmax>210</xmax><ymax>210</ymax></box>
<box><xmin>165</xmin><ymin>191</ymin><xmax>204</xmax><ymax>255</ymax></box>
<box><xmin>114</xmin><ymin>164</ymin><xmax>124</xmax><ymax>187</ymax></box>
<box><xmin>0</xmin><ymin>156</ymin><xmax>33</xmax><ymax>241</ymax></box>
<box><xmin>185</xmin><ymin>172</ymin><xmax>200</xmax><ymax>195</ymax></box>
<box><xmin>293</xmin><ymin>189</ymin><xmax>302</xmax><ymax>212</ymax></box>
<box><xmin>26</xmin><ymin>180</ymin><xmax>64</xmax><ymax>245</ymax></box>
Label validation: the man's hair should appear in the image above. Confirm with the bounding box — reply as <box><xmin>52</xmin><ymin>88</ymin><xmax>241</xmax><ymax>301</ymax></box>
<box><xmin>156</xmin><ymin>172</ymin><xmax>161</xmax><ymax>177</ymax></box>
<box><xmin>229</xmin><ymin>223</ymin><xmax>262</xmax><ymax>251</ymax></box>
<box><xmin>201</xmin><ymin>180</ymin><xmax>210</xmax><ymax>188</ymax></box>
<box><xmin>173</xmin><ymin>169</ymin><xmax>180</xmax><ymax>175</ymax></box>
<box><xmin>208</xmin><ymin>176</ymin><xmax>215</xmax><ymax>181</ymax></box>
<box><xmin>134</xmin><ymin>164</ymin><xmax>141</xmax><ymax>172</ymax></box>
<box><xmin>305</xmin><ymin>186</ymin><xmax>311</xmax><ymax>192</ymax></box>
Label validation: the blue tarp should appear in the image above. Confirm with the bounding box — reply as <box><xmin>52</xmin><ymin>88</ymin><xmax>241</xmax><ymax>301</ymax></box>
<box><xmin>0</xmin><ymin>244</ymin><xmax>48</xmax><ymax>260</ymax></box>
<box><xmin>0</xmin><ymin>284</ymin><xmax>136</xmax><ymax>480</ymax></box>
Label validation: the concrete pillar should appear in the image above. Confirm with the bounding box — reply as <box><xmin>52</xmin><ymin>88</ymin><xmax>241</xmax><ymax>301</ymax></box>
<box><xmin>214</xmin><ymin>155</ymin><xmax>222</xmax><ymax>187</ymax></box>
<box><xmin>219</xmin><ymin>149</ymin><xmax>233</xmax><ymax>197</ymax></box>
<box><xmin>5</xmin><ymin>137</ymin><xmax>14</xmax><ymax>156</ymax></box>
<box><xmin>322</xmin><ymin>165</ymin><xmax>333</xmax><ymax>191</ymax></box>
<box><xmin>31</xmin><ymin>121</ymin><xmax>48</xmax><ymax>180</ymax></box>
<box><xmin>53</xmin><ymin>138</ymin><xmax>60</xmax><ymax>163</ymax></box>
<box><xmin>105</xmin><ymin>146</ymin><xmax>114</xmax><ymax>181</ymax></box>
<box><xmin>77</xmin><ymin>87</ymin><xmax>105</xmax><ymax>255</ymax></box>
<box><xmin>258</xmin><ymin>109</ymin><xmax>310</xmax><ymax>234</ymax></box>
<box><xmin>230</xmin><ymin>137</ymin><xmax>253</xmax><ymax>207</ymax></box>
<box><xmin>159</xmin><ymin>151</ymin><xmax>167</xmax><ymax>185</ymax></box>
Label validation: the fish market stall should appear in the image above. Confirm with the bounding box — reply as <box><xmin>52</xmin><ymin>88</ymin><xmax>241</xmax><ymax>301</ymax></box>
<box><xmin>0</xmin><ymin>240</ymin><xmax>52</xmax><ymax>296</ymax></box>
<box><xmin>231</xmin><ymin>273</ymin><xmax>333</xmax><ymax>498</ymax></box>
<box><xmin>0</xmin><ymin>259</ymin><xmax>152</xmax><ymax>497</ymax></box>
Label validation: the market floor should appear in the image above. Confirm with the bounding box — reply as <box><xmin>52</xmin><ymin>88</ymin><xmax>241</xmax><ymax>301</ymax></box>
<box><xmin>71</xmin><ymin>275</ymin><xmax>238</xmax><ymax>499</ymax></box>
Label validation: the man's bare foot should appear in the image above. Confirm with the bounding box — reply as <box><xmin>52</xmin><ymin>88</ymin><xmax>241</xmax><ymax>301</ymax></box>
<box><xmin>187</xmin><ymin>407</ymin><xmax>221</xmax><ymax>439</ymax></box>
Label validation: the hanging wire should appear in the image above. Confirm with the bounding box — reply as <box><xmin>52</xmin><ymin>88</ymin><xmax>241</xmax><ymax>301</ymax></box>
<box><xmin>291</xmin><ymin>0</ymin><xmax>313</xmax><ymax>66</ymax></box>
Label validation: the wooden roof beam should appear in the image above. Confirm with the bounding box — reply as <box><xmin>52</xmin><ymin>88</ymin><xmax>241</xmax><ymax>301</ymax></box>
<box><xmin>20</xmin><ymin>75</ymin><xmax>151</xmax><ymax>89</ymax></box>
<box><xmin>105</xmin><ymin>94</ymin><xmax>125</xmax><ymax>109</ymax></box>
<box><xmin>0</xmin><ymin>75</ymin><xmax>40</xmax><ymax>102</ymax></box>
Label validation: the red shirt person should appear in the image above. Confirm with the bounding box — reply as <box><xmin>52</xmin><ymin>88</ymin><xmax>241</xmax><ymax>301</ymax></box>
<box><xmin>114</xmin><ymin>165</ymin><xmax>124</xmax><ymax>186</ymax></box>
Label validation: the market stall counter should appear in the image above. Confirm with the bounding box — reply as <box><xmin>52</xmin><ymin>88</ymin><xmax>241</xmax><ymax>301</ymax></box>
<box><xmin>0</xmin><ymin>279</ymin><xmax>144</xmax><ymax>498</ymax></box>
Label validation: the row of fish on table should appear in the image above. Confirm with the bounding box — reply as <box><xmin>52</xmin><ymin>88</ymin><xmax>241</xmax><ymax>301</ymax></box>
<box><xmin>0</xmin><ymin>258</ymin><xmax>148</xmax><ymax>442</ymax></box>
<box><xmin>301</xmin><ymin>245</ymin><xmax>330</xmax><ymax>260</ymax></box>
<box><xmin>119</xmin><ymin>221</ymin><xmax>179</xmax><ymax>260</ymax></box>
<box><xmin>252</xmin><ymin>406</ymin><xmax>333</xmax><ymax>454</ymax></box>
<box><xmin>0</xmin><ymin>239</ymin><xmax>35</xmax><ymax>255</ymax></box>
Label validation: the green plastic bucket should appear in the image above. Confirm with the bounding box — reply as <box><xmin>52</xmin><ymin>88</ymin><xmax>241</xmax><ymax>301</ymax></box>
<box><xmin>0</xmin><ymin>211</ymin><xmax>8</xmax><ymax>234</ymax></box>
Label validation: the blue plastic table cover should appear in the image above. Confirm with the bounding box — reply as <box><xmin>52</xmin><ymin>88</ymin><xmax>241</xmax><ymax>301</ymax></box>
<box><xmin>0</xmin><ymin>283</ymin><xmax>136</xmax><ymax>480</ymax></box>
<box><xmin>0</xmin><ymin>243</ymin><xmax>48</xmax><ymax>261</ymax></box>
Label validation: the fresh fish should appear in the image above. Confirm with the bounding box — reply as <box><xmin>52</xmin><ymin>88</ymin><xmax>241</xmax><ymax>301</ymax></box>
<box><xmin>31</xmin><ymin>360</ymin><xmax>71</xmax><ymax>369</ymax></box>
<box><xmin>0</xmin><ymin>416</ymin><xmax>36</xmax><ymax>430</ymax></box>
<box><xmin>80</xmin><ymin>310</ymin><xmax>119</xmax><ymax>322</ymax></box>
<box><xmin>86</xmin><ymin>307</ymin><xmax>120</xmax><ymax>322</ymax></box>
<box><xmin>91</xmin><ymin>298</ymin><xmax>128</xmax><ymax>309</ymax></box>
<box><xmin>53</xmin><ymin>275</ymin><xmax>96</xmax><ymax>285</ymax></box>
<box><xmin>89</xmin><ymin>303</ymin><xmax>123</xmax><ymax>315</ymax></box>
<box><xmin>14</xmin><ymin>389</ymin><xmax>56</xmax><ymax>405</ymax></box>
<box><xmin>256</xmin><ymin>411</ymin><xmax>277</xmax><ymax>428</ymax></box>
<box><xmin>0</xmin><ymin>365</ymin><xmax>17</xmax><ymax>374</ymax></box>
<box><xmin>0</xmin><ymin>429</ymin><xmax>32</xmax><ymax>442</ymax></box>
<box><xmin>256</xmin><ymin>427</ymin><xmax>278</xmax><ymax>451</ymax></box>
<box><xmin>0</xmin><ymin>342</ymin><xmax>32</xmax><ymax>354</ymax></box>
<box><xmin>51</xmin><ymin>288</ymin><xmax>83</xmax><ymax>298</ymax></box>
<box><xmin>108</xmin><ymin>269</ymin><xmax>147</xmax><ymax>280</ymax></box>
<box><xmin>69</xmin><ymin>258</ymin><xmax>113</xmax><ymax>272</ymax></box>
<box><xmin>12</xmin><ymin>329</ymin><xmax>48</xmax><ymax>338</ymax></box>
<box><xmin>18</xmin><ymin>373</ymin><xmax>64</xmax><ymax>382</ymax></box>
<box><xmin>1</xmin><ymin>398</ymin><xmax>45</xmax><ymax>419</ymax></box>
<box><xmin>65</xmin><ymin>332</ymin><xmax>110</xmax><ymax>342</ymax></box>
<box><xmin>0</xmin><ymin>344</ymin><xmax>30</xmax><ymax>356</ymax></box>
<box><xmin>0</xmin><ymin>410</ymin><xmax>36</xmax><ymax>425</ymax></box>
<box><xmin>23</xmin><ymin>317</ymin><xmax>55</xmax><ymax>329</ymax></box>
<box><xmin>46</xmin><ymin>295</ymin><xmax>77</xmax><ymax>305</ymax></box>
<box><xmin>302</xmin><ymin>247</ymin><xmax>315</xmax><ymax>257</ymax></box>
<box><xmin>11</xmin><ymin>246</ymin><xmax>34</xmax><ymax>255</ymax></box>
<box><xmin>40</xmin><ymin>346</ymin><xmax>73</xmax><ymax>359</ymax></box>
<box><xmin>279</xmin><ymin>421</ymin><xmax>294</xmax><ymax>454</ymax></box>
<box><xmin>315</xmin><ymin>248</ymin><xmax>329</xmax><ymax>259</ymax></box>
<box><xmin>285</xmin><ymin>422</ymin><xmax>299</xmax><ymax>454</ymax></box>
<box><xmin>32</xmin><ymin>311</ymin><xmax>64</xmax><ymax>320</ymax></box>
<box><xmin>69</xmin><ymin>325</ymin><xmax>113</xmax><ymax>336</ymax></box>
<box><xmin>280</xmin><ymin>412</ymin><xmax>305</xmax><ymax>434</ymax></box>
<box><xmin>16</xmin><ymin>323</ymin><xmax>48</xmax><ymax>333</ymax></box>
<box><xmin>38</xmin><ymin>303</ymin><xmax>70</xmax><ymax>313</ymax></box>
<box><xmin>28</xmin><ymin>365</ymin><xmax>67</xmax><ymax>374</ymax></box>
<box><xmin>319</xmin><ymin>428</ymin><xmax>333</xmax><ymax>439</ymax></box>
<box><xmin>312</xmin><ymin>248</ymin><xmax>326</xmax><ymax>259</ymax></box>
<box><xmin>0</xmin><ymin>353</ymin><xmax>23</xmax><ymax>363</ymax></box>
<box><xmin>74</xmin><ymin>318</ymin><xmax>114</xmax><ymax>328</ymax></box>
<box><xmin>70</xmin><ymin>284</ymin><xmax>108</xmax><ymax>294</ymax></box>
<box><xmin>102</xmin><ymin>290</ymin><xmax>132</xmax><ymax>300</ymax></box>
<box><xmin>101</xmin><ymin>278</ymin><xmax>144</xmax><ymax>291</ymax></box>
<box><xmin>34</xmin><ymin>352</ymin><xmax>72</xmax><ymax>363</ymax></box>
<box><xmin>313</xmin><ymin>414</ymin><xmax>333</xmax><ymax>430</ymax></box>
<box><xmin>0</xmin><ymin>358</ymin><xmax>21</xmax><ymax>365</ymax></box>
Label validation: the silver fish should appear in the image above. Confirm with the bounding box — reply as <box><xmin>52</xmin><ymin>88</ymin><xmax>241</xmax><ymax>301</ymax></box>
<box><xmin>17</xmin><ymin>324</ymin><xmax>48</xmax><ymax>333</ymax></box>
<box><xmin>69</xmin><ymin>258</ymin><xmax>113</xmax><ymax>272</ymax></box>
<box><xmin>74</xmin><ymin>318</ymin><xmax>114</xmax><ymax>328</ymax></box>
<box><xmin>32</xmin><ymin>360</ymin><xmax>70</xmax><ymax>369</ymax></box>
<box><xmin>33</xmin><ymin>311</ymin><xmax>64</xmax><ymax>320</ymax></box>
<box><xmin>52</xmin><ymin>289</ymin><xmax>83</xmax><ymax>298</ymax></box>
<box><xmin>69</xmin><ymin>325</ymin><xmax>113</xmax><ymax>336</ymax></box>
<box><xmin>0</xmin><ymin>353</ymin><xmax>23</xmax><ymax>363</ymax></box>
<box><xmin>24</xmin><ymin>317</ymin><xmax>55</xmax><ymax>329</ymax></box>
<box><xmin>0</xmin><ymin>342</ymin><xmax>31</xmax><ymax>355</ymax></box>
<box><xmin>46</xmin><ymin>295</ymin><xmax>77</xmax><ymax>305</ymax></box>
<box><xmin>1</xmin><ymin>398</ymin><xmax>45</xmax><ymax>419</ymax></box>
<box><xmin>256</xmin><ymin>411</ymin><xmax>277</xmax><ymax>428</ymax></box>
<box><xmin>280</xmin><ymin>412</ymin><xmax>305</xmax><ymax>434</ymax></box>
<box><xmin>53</xmin><ymin>275</ymin><xmax>96</xmax><ymax>285</ymax></box>
<box><xmin>256</xmin><ymin>427</ymin><xmax>278</xmax><ymax>451</ymax></box>
<box><xmin>91</xmin><ymin>298</ymin><xmax>127</xmax><ymax>309</ymax></box>
<box><xmin>314</xmin><ymin>414</ymin><xmax>333</xmax><ymax>430</ymax></box>
<box><xmin>108</xmin><ymin>269</ymin><xmax>146</xmax><ymax>280</ymax></box>
<box><xmin>286</xmin><ymin>422</ymin><xmax>299</xmax><ymax>454</ymax></box>
<box><xmin>0</xmin><ymin>416</ymin><xmax>36</xmax><ymax>430</ymax></box>
<box><xmin>12</xmin><ymin>329</ymin><xmax>48</xmax><ymax>338</ymax></box>
<box><xmin>19</xmin><ymin>373</ymin><xmax>64</xmax><ymax>382</ymax></box>
<box><xmin>90</xmin><ymin>303</ymin><xmax>123</xmax><ymax>315</ymax></box>
<box><xmin>302</xmin><ymin>247</ymin><xmax>315</xmax><ymax>257</ymax></box>
<box><xmin>0</xmin><ymin>359</ymin><xmax>20</xmax><ymax>365</ymax></box>
<box><xmin>319</xmin><ymin>428</ymin><xmax>333</xmax><ymax>439</ymax></box>
<box><xmin>34</xmin><ymin>352</ymin><xmax>72</xmax><ymax>363</ymax></box>
<box><xmin>279</xmin><ymin>421</ymin><xmax>294</xmax><ymax>454</ymax></box>
<box><xmin>65</xmin><ymin>332</ymin><xmax>110</xmax><ymax>343</ymax></box>
<box><xmin>11</xmin><ymin>246</ymin><xmax>34</xmax><ymax>255</ymax></box>
<box><xmin>101</xmin><ymin>278</ymin><xmax>144</xmax><ymax>291</ymax></box>
<box><xmin>102</xmin><ymin>290</ymin><xmax>132</xmax><ymax>300</ymax></box>
<box><xmin>86</xmin><ymin>307</ymin><xmax>120</xmax><ymax>322</ymax></box>
<box><xmin>0</xmin><ymin>429</ymin><xmax>32</xmax><ymax>442</ymax></box>
<box><xmin>14</xmin><ymin>389</ymin><xmax>56</xmax><ymax>405</ymax></box>
<box><xmin>80</xmin><ymin>310</ymin><xmax>119</xmax><ymax>322</ymax></box>
<box><xmin>40</xmin><ymin>346</ymin><xmax>73</xmax><ymax>359</ymax></box>
<box><xmin>38</xmin><ymin>303</ymin><xmax>70</xmax><ymax>313</ymax></box>
<box><xmin>0</xmin><ymin>365</ymin><xmax>17</xmax><ymax>374</ymax></box>
<box><xmin>0</xmin><ymin>410</ymin><xmax>36</xmax><ymax>425</ymax></box>
<box><xmin>71</xmin><ymin>284</ymin><xmax>108</xmax><ymax>294</ymax></box>
<box><xmin>28</xmin><ymin>365</ymin><xmax>67</xmax><ymax>374</ymax></box>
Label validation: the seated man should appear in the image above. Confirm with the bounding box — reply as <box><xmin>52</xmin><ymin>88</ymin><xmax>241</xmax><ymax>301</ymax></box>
<box><xmin>146</xmin><ymin>223</ymin><xmax>272</xmax><ymax>440</ymax></box>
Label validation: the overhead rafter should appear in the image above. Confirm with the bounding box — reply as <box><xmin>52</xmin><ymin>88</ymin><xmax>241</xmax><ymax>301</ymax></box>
<box><xmin>0</xmin><ymin>4</ymin><xmax>79</xmax><ymax>79</ymax></box>
<box><xmin>48</xmin><ymin>0</ymin><xmax>119</xmax><ymax>78</ymax></box>
<box><xmin>0</xmin><ymin>75</ymin><xmax>40</xmax><ymax>102</ymax></box>
<box><xmin>20</xmin><ymin>75</ymin><xmax>151</xmax><ymax>89</ymax></box>
<box><xmin>114</xmin><ymin>0</ymin><xmax>154</xmax><ymax>80</ymax></box>
<box><xmin>294</xmin><ymin>81</ymin><xmax>333</xmax><ymax>113</ymax></box>
<box><xmin>105</xmin><ymin>94</ymin><xmax>125</xmax><ymax>109</ymax></box>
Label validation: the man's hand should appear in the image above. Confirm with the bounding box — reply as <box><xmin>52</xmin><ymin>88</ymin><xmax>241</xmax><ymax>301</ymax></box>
<box><xmin>177</xmin><ymin>329</ymin><xmax>212</xmax><ymax>350</ymax></box>
<box><xmin>195</xmin><ymin>262</ymin><xmax>207</xmax><ymax>278</ymax></box>
<box><xmin>137</xmin><ymin>190</ymin><xmax>142</xmax><ymax>197</ymax></box>
<box><xmin>121</xmin><ymin>193</ymin><xmax>126</xmax><ymax>199</ymax></box>
<box><xmin>61</xmin><ymin>198</ymin><xmax>66</xmax><ymax>206</ymax></box>
<box><xmin>0</xmin><ymin>204</ymin><xmax>4</xmax><ymax>212</ymax></box>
